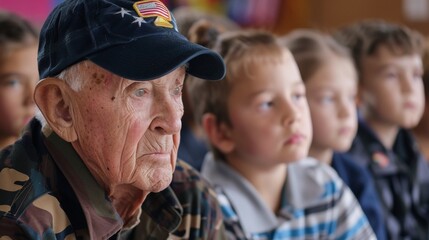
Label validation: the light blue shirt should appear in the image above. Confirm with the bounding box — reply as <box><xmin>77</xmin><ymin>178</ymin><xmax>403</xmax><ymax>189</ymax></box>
<box><xmin>201</xmin><ymin>154</ymin><xmax>376</xmax><ymax>240</ymax></box>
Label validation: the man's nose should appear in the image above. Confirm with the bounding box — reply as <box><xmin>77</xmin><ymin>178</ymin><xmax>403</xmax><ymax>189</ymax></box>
<box><xmin>150</xmin><ymin>96</ymin><xmax>183</xmax><ymax>135</ymax></box>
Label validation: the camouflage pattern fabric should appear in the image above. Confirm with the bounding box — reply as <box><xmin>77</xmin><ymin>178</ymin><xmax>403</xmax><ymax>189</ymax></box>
<box><xmin>0</xmin><ymin>119</ymin><xmax>226</xmax><ymax>239</ymax></box>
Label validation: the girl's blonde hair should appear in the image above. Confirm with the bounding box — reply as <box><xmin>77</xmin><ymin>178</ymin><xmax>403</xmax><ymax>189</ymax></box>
<box><xmin>281</xmin><ymin>29</ymin><xmax>354</xmax><ymax>83</ymax></box>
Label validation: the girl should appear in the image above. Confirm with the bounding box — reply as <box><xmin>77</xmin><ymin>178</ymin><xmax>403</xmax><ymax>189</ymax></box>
<box><xmin>282</xmin><ymin>29</ymin><xmax>386</xmax><ymax>240</ymax></box>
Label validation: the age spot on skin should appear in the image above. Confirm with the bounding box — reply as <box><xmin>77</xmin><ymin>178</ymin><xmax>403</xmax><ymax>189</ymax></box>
<box><xmin>91</xmin><ymin>72</ymin><xmax>105</xmax><ymax>85</ymax></box>
<box><xmin>111</xmin><ymin>96</ymin><xmax>116</xmax><ymax>101</ymax></box>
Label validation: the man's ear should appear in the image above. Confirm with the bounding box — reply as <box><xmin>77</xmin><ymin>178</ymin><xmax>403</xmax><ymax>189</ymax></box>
<box><xmin>34</xmin><ymin>78</ymin><xmax>77</xmax><ymax>142</ymax></box>
<box><xmin>201</xmin><ymin>113</ymin><xmax>235</xmax><ymax>154</ymax></box>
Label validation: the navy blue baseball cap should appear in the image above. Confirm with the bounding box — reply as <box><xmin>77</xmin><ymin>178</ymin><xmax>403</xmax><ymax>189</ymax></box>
<box><xmin>38</xmin><ymin>0</ymin><xmax>226</xmax><ymax>81</ymax></box>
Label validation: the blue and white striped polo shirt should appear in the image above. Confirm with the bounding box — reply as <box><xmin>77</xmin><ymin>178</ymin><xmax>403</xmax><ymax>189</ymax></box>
<box><xmin>201</xmin><ymin>155</ymin><xmax>376</xmax><ymax>240</ymax></box>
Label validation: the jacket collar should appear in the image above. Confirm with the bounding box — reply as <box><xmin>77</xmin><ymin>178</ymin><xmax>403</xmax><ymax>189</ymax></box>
<box><xmin>44</xmin><ymin>129</ymin><xmax>123</xmax><ymax>239</ymax></box>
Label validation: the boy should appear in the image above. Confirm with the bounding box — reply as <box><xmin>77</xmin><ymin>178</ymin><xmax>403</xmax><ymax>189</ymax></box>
<box><xmin>187</xmin><ymin>29</ymin><xmax>375</xmax><ymax>239</ymax></box>
<box><xmin>412</xmin><ymin>37</ymin><xmax>429</xmax><ymax>161</ymax></box>
<box><xmin>0</xmin><ymin>11</ymin><xmax>38</xmax><ymax>149</ymax></box>
<box><xmin>334</xmin><ymin>20</ymin><xmax>429</xmax><ymax>239</ymax></box>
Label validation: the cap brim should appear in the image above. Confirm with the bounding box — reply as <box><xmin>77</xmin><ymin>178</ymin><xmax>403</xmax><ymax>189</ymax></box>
<box><xmin>88</xmin><ymin>32</ymin><xmax>225</xmax><ymax>81</ymax></box>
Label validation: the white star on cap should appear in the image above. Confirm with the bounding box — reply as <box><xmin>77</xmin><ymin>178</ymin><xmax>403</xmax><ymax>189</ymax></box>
<box><xmin>132</xmin><ymin>16</ymin><xmax>146</xmax><ymax>27</ymax></box>
<box><xmin>115</xmin><ymin>8</ymin><xmax>131</xmax><ymax>18</ymax></box>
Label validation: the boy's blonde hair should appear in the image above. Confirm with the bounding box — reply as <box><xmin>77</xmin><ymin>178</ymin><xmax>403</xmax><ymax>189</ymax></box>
<box><xmin>281</xmin><ymin>29</ymin><xmax>353</xmax><ymax>83</ymax></box>
<box><xmin>187</xmin><ymin>30</ymin><xmax>285</xmax><ymax>159</ymax></box>
<box><xmin>333</xmin><ymin>20</ymin><xmax>424</xmax><ymax>81</ymax></box>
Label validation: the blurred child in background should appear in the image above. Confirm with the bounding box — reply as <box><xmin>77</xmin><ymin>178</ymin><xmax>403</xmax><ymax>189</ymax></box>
<box><xmin>334</xmin><ymin>20</ymin><xmax>429</xmax><ymax>239</ymax></box>
<box><xmin>0</xmin><ymin>11</ymin><xmax>38</xmax><ymax>149</ymax></box>
<box><xmin>282</xmin><ymin>29</ymin><xmax>386</xmax><ymax>240</ymax></box>
<box><xmin>412</xmin><ymin>37</ymin><xmax>429</xmax><ymax>162</ymax></box>
<box><xmin>174</xmin><ymin>6</ymin><xmax>239</xmax><ymax>170</ymax></box>
<box><xmin>187</xmin><ymin>27</ymin><xmax>375</xmax><ymax>239</ymax></box>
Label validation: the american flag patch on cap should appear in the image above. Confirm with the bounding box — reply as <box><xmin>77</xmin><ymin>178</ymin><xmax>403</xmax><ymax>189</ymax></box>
<box><xmin>133</xmin><ymin>0</ymin><xmax>171</xmax><ymax>21</ymax></box>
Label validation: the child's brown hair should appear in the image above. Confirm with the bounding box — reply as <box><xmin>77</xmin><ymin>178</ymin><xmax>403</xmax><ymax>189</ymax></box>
<box><xmin>187</xmin><ymin>28</ymin><xmax>285</xmax><ymax>159</ymax></box>
<box><xmin>0</xmin><ymin>11</ymin><xmax>38</xmax><ymax>63</ymax></box>
<box><xmin>333</xmin><ymin>20</ymin><xmax>424</xmax><ymax>80</ymax></box>
<box><xmin>281</xmin><ymin>29</ymin><xmax>353</xmax><ymax>83</ymax></box>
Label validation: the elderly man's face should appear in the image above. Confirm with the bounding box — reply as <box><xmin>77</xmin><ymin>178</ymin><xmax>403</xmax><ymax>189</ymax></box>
<box><xmin>69</xmin><ymin>62</ymin><xmax>184</xmax><ymax>193</ymax></box>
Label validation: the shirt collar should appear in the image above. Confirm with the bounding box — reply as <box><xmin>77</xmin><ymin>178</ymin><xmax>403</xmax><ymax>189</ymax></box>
<box><xmin>43</xmin><ymin>129</ymin><xmax>124</xmax><ymax>239</ymax></box>
<box><xmin>201</xmin><ymin>153</ymin><xmax>279</xmax><ymax>234</ymax></box>
<box><xmin>357</xmin><ymin>118</ymin><xmax>385</xmax><ymax>151</ymax></box>
<box><xmin>202</xmin><ymin>153</ymin><xmax>325</xmax><ymax>235</ymax></box>
<box><xmin>142</xmin><ymin>187</ymin><xmax>183</xmax><ymax>233</ymax></box>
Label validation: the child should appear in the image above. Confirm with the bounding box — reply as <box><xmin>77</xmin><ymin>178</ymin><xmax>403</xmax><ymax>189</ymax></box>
<box><xmin>174</xmin><ymin>7</ymin><xmax>240</xmax><ymax>171</ymax></box>
<box><xmin>282</xmin><ymin>29</ymin><xmax>386</xmax><ymax>240</ymax></box>
<box><xmin>334</xmin><ymin>20</ymin><xmax>429</xmax><ymax>239</ymax></box>
<box><xmin>0</xmin><ymin>11</ymin><xmax>38</xmax><ymax>149</ymax></box>
<box><xmin>187</xmin><ymin>29</ymin><xmax>375</xmax><ymax>239</ymax></box>
<box><xmin>412</xmin><ymin>37</ymin><xmax>429</xmax><ymax>161</ymax></box>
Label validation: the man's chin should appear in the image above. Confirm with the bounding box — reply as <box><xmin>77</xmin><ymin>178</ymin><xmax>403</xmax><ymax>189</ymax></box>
<box><xmin>147</xmin><ymin>171</ymin><xmax>174</xmax><ymax>193</ymax></box>
<box><xmin>150</xmin><ymin>182</ymin><xmax>173</xmax><ymax>193</ymax></box>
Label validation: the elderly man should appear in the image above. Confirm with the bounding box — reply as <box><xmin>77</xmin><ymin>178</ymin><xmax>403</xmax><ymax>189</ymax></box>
<box><xmin>0</xmin><ymin>0</ymin><xmax>226</xmax><ymax>239</ymax></box>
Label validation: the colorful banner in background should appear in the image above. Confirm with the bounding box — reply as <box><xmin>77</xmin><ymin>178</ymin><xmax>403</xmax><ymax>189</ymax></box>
<box><xmin>0</xmin><ymin>0</ymin><xmax>282</xmax><ymax>31</ymax></box>
<box><xmin>0</xmin><ymin>0</ymin><xmax>64</xmax><ymax>27</ymax></box>
<box><xmin>0</xmin><ymin>0</ymin><xmax>226</xmax><ymax>28</ymax></box>
<box><xmin>227</xmin><ymin>0</ymin><xmax>280</xmax><ymax>28</ymax></box>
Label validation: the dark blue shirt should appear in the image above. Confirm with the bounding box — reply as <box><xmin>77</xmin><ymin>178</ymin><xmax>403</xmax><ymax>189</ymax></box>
<box><xmin>332</xmin><ymin>152</ymin><xmax>387</xmax><ymax>240</ymax></box>
<box><xmin>348</xmin><ymin>119</ymin><xmax>429</xmax><ymax>240</ymax></box>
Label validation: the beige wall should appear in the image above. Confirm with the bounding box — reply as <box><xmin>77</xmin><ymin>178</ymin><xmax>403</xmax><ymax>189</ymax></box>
<box><xmin>273</xmin><ymin>0</ymin><xmax>429</xmax><ymax>35</ymax></box>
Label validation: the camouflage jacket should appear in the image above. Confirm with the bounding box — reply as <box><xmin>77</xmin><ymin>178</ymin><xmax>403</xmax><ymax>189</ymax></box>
<box><xmin>0</xmin><ymin>119</ymin><xmax>226</xmax><ymax>239</ymax></box>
